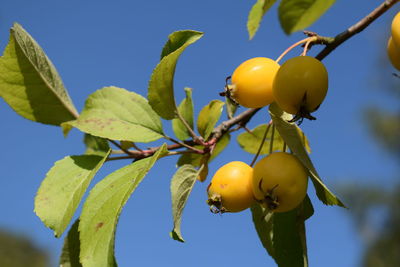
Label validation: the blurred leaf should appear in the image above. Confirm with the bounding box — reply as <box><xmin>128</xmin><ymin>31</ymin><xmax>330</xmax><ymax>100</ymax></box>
<box><xmin>365</xmin><ymin>108</ymin><xmax>400</xmax><ymax>158</ymax></box>
<box><xmin>225</xmin><ymin>96</ymin><xmax>238</xmax><ymax>119</ymax></box>
<box><xmin>170</xmin><ymin>164</ymin><xmax>199</xmax><ymax>242</ymax></box>
<box><xmin>69</xmin><ymin>86</ymin><xmax>164</xmax><ymax>143</ymax></box>
<box><xmin>269</xmin><ymin>103</ymin><xmax>345</xmax><ymax>207</ymax></box>
<box><xmin>278</xmin><ymin>0</ymin><xmax>336</xmax><ymax>34</ymax></box>
<box><xmin>148</xmin><ymin>30</ymin><xmax>203</xmax><ymax>120</ymax></box>
<box><xmin>197</xmin><ymin>100</ymin><xmax>224</xmax><ymax>140</ymax></box>
<box><xmin>0</xmin><ymin>23</ymin><xmax>78</xmax><ymax>125</ymax></box>
<box><xmin>84</xmin><ymin>134</ymin><xmax>110</xmax><ymax>156</ymax></box>
<box><xmin>34</xmin><ymin>152</ymin><xmax>109</xmax><ymax>238</ymax></box>
<box><xmin>0</xmin><ymin>229</ymin><xmax>49</xmax><ymax>267</ymax></box>
<box><xmin>251</xmin><ymin>204</ymin><xmax>275</xmax><ymax>258</ymax></box>
<box><xmin>177</xmin><ymin>133</ymin><xmax>230</xmax><ymax>167</ymax></box>
<box><xmin>119</xmin><ymin>141</ymin><xmax>133</xmax><ymax>150</ymax></box>
<box><xmin>79</xmin><ymin>144</ymin><xmax>168</xmax><ymax>267</ymax></box>
<box><xmin>247</xmin><ymin>0</ymin><xmax>278</xmax><ymax>39</ymax></box>
<box><xmin>60</xmin><ymin>220</ymin><xmax>82</xmax><ymax>267</ymax></box>
<box><xmin>172</xmin><ymin>87</ymin><xmax>194</xmax><ymax>140</ymax></box>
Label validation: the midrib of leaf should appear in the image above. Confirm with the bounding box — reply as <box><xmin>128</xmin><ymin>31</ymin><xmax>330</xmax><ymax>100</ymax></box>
<box><xmin>87</xmin><ymin>179</ymin><xmax>132</xmax><ymax>261</ymax></box>
<box><xmin>84</xmin><ymin>89</ymin><xmax>163</xmax><ymax>135</ymax></box>
<box><xmin>11</xmin><ymin>29</ymin><xmax>79</xmax><ymax>119</ymax></box>
<box><xmin>86</xmin><ymin>104</ymin><xmax>163</xmax><ymax>135</ymax></box>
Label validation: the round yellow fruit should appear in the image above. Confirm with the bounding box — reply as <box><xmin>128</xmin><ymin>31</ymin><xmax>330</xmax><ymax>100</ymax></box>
<box><xmin>387</xmin><ymin>36</ymin><xmax>400</xmax><ymax>71</ymax></box>
<box><xmin>391</xmin><ymin>11</ymin><xmax>400</xmax><ymax>48</ymax></box>
<box><xmin>230</xmin><ymin>57</ymin><xmax>280</xmax><ymax>108</ymax></box>
<box><xmin>272</xmin><ymin>56</ymin><xmax>328</xmax><ymax>121</ymax></box>
<box><xmin>253</xmin><ymin>152</ymin><xmax>308</xmax><ymax>213</ymax></box>
<box><xmin>207</xmin><ymin>161</ymin><xmax>255</xmax><ymax>213</ymax></box>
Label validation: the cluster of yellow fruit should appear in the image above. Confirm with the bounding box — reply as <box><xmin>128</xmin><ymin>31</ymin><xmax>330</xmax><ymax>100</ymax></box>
<box><xmin>228</xmin><ymin>54</ymin><xmax>328</xmax><ymax>121</ymax></box>
<box><xmin>387</xmin><ymin>12</ymin><xmax>400</xmax><ymax>71</ymax></box>
<box><xmin>207</xmin><ymin>152</ymin><xmax>308</xmax><ymax>213</ymax></box>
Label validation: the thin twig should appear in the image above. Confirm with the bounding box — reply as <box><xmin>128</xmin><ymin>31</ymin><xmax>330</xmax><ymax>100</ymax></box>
<box><xmin>164</xmin><ymin>135</ymin><xmax>203</xmax><ymax>154</ymax></box>
<box><xmin>108</xmin><ymin>140</ymin><xmax>135</xmax><ymax>156</ymax></box>
<box><xmin>269</xmin><ymin>124</ymin><xmax>275</xmax><ymax>154</ymax></box>
<box><xmin>104</xmin><ymin>0</ymin><xmax>399</xmax><ymax>163</ymax></box>
<box><xmin>250</xmin><ymin>122</ymin><xmax>272</xmax><ymax>167</ymax></box>
<box><xmin>175</xmin><ymin>110</ymin><xmax>204</xmax><ymax>144</ymax></box>
<box><xmin>316</xmin><ymin>0</ymin><xmax>400</xmax><ymax>61</ymax></box>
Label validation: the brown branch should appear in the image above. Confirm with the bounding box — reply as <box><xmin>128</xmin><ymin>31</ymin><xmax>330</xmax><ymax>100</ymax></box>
<box><xmin>106</xmin><ymin>0</ymin><xmax>399</xmax><ymax>162</ymax></box>
<box><xmin>316</xmin><ymin>0</ymin><xmax>399</xmax><ymax>61</ymax></box>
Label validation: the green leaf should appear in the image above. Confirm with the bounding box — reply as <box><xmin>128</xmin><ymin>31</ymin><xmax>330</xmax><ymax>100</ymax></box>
<box><xmin>34</xmin><ymin>152</ymin><xmax>109</xmax><ymax>237</ymax></box>
<box><xmin>197</xmin><ymin>100</ymin><xmax>224</xmax><ymax>140</ymax></box>
<box><xmin>273</xmin><ymin>209</ymin><xmax>307</xmax><ymax>267</ymax></box>
<box><xmin>60</xmin><ymin>220</ymin><xmax>82</xmax><ymax>267</ymax></box>
<box><xmin>170</xmin><ymin>164</ymin><xmax>199</xmax><ymax>242</ymax></box>
<box><xmin>251</xmin><ymin>204</ymin><xmax>275</xmax><ymax>258</ymax></box>
<box><xmin>0</xmin><ymin>23</ymin><xmax>78</xmax><ymax>125</ymax></box>
<box><xmin>79</xmin><ymin>144</ymin><xmax>168</xmax><ymax>267</ymax></box>
<box><xmin>237</xmin><ymin>124</ymin><xmax>310</xmax><ymax>155</ymax></box>
<box><xmin>148</xmin><ymin>30</ymin><xmax>203</xmax><ymax>120</ymax></box>
<box><xmin>302</xmin><ymin>195</ymin><xmax>314</xmax><ymax>220</ymax></box>
<box><xmin>84</xmin><ymin>134</ymin><xmax>110</xmax><ymax>156</ymax></box>
<box><xmin>69</xmin><ymin>86</ymin><xmax>164</xmax><ymax>143</ymax></box>
<box><xmin>278</xmin><ymin>0</ymin><xmax>336</xmax><ymax>34</ymax></box>
<box><xmin>177</xmin><ymin>133</ymin><xmax>230</xmax><ymax>167</ymax></box>
<box><xmin>269</xmin><ymin>103</ymin><xmax>345</xmax><ymax>207</ymax></box>
<box><xmin>237</xmin><ymin>124</ymin><xmax>282</xmax><ymax>155</ymax></box>
<box><xmin>252</xmin><ymin>197</ymin><xmax>313</xmax><ymax>266</ymax></box>
<box><xmin>247</xmin><ymin>0</ymin><xmax>278</xmax><ymax>39</ymax></box>
<box><xmin>225</xmin><ymin>96</ymin><xmax>238</xmax><ymax>119</ymax></box>
<box><xmin>172</xmin><ymin>87</ymin><xmax>194</xmax><ymax>140</ymax></box>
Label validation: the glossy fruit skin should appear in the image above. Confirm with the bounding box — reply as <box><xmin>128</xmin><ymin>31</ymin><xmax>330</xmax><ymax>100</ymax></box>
<box><xmin>231</xmin><ymin>57</ymin><xmax>280</xmax><ymax>108</ymax></box>
<box><xmin>387</xmin><ymin>37</ymin><xmax>400</xmax><ymax>71</ymax></box>
<box><xmin>207</xmin><ymin>161</ymin><xmax>255</xmax><ymax>213</ymax></box>
<box><xmin>272</xmin><ymin>56</ymin><xmax>328</xmax><ymax>117</ymax></box>
<box><xmin>392</xmin><ymin>12</ymin><xmax>400</xmax><ymax>48</ymax></box>
<box><xmin>253</xmin><ymin>152</ymin><xmax>308</xmax><ymax>213</ymax></box>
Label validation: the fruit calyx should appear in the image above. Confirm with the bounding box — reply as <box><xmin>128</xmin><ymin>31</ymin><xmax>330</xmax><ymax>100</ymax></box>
<box><xmin>257</xmin><ymin>180</ymin><xmax>280</xmax><ymax>211</ymax></box>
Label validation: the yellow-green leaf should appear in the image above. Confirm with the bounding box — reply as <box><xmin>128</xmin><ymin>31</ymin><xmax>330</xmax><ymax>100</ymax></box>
<box><xmin>269</xmin><ymin>103</ymin><xmax>345</xmax><ymax>207</ymax></box>
<box><xmin>278</xmin><ymin>0</ymin><xmax>336</xmax><ymax>34</ymax></box>
<box><xmin>69</xmin><ymin>86</ymin><xmax>164</xmax><ymax>143</ymax></box>
<box><xmin>148</xmin><ymin>30</ymin><xmax>203</xmax><ymax>120</ymax></box>
<box><xmin>170</xmin><ymin>164</ymin><xmax>199</xmax><ymax>242</ymax></box>
<box><xmin>0</xmin><ymin>23</ymin><xmax>78</xmax><ymax>125</ymax></box>
<box><xmin>247</xmin><ymin>0</ymin><xmax>278</xmax><ymax>39</ymax></box>
<box><xmin>172</xmin><ymin>87</ymin><xmax>194</xmax><ymax>140</ymax></box>
<box><xmin>197</xmin><ymin>100</ymin><xmax>224</xmax><ymax>140</ymax></box>
<box><xmin>79</xmin><ymin>144</ymin><xmax>168</xmax><ymax>267</ymax></box>
<box><xmin>34</xmin><ymin>152</ymin><xmax>110</xmax><ymax>237</ymax></box>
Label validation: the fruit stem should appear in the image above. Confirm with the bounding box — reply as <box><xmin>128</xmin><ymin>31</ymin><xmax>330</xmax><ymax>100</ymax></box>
<box><xmin>164</xmin><ymin>135</ymin><xmax>204</xmax><ymax>154</ymax></box>
<box><xmin>302</xmin><ymin>36</ymin><xmax>318</xmax><ymax>56</ymax></box>
<box><xmin>250</xmin><ymin>120</ymin><xmax>272</xmax><ymax>167</ymax></box>
<box><xmin>276</xmin><ymin>37</ymin><xmax>313</xmax><ymax>64</ymax></box>
<box><xmin>269</xmin><ymin>124</ymin><xmax>275</xmax><ymax>154</ymax></box>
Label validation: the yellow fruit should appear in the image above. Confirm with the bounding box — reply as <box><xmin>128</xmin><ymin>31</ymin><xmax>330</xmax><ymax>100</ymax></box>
<box><xmin>387</xmin><ymin>36</ymin><xmax>400</xmax><ymax>71</ymax></box>
<box><xmin>230</xmin><ymin>57</ymin><xmax>280</xmax><ymax>108</ymax></box>
<box><xmin>253</xmin><ymin>152</ymin><xmax>308</xmax><ymax>213</ymax></box>
<box><xmin>392</xmin><ymin>11</ymin><xmax>400</xmax><ymax>48</ymax></box>
<box><xmin>207</xmin><ymin>161</ymin><xmax>255</xmax><ymax>213</ymax></box>
<box><xmin>272</xmin><ymin>56</ymin><xmax>328</xmax><ymax>122</ymax></box>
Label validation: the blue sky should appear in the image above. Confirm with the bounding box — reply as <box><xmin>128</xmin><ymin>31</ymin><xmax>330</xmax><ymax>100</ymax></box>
<box><xmin>0</xmin><ymin>1</ymin><xmax>399</xmax><ymax>266</ymax></box>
